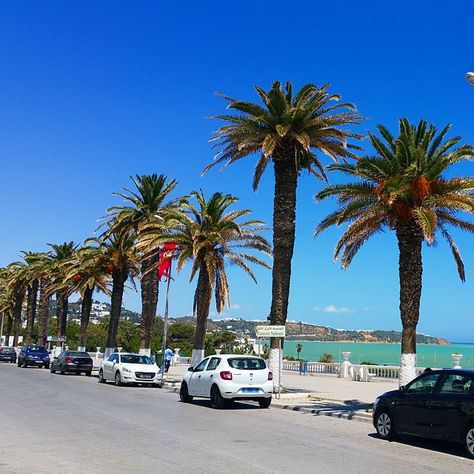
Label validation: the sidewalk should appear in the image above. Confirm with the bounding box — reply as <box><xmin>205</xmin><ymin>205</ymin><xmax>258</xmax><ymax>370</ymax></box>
<box><xmin>164</xmin><ymin>364</ymin><xmax>398</xmax><ymax>423</ymax></box>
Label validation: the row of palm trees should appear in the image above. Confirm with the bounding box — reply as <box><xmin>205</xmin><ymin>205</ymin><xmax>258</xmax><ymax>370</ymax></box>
<box><xmin>0</xmin><ymin>179</ymin><xmax>271</xmax><ymax>365</ymax></box>
<box><xmin>2</xmin><ymin>80</ymin><xmax>474</xmax><ymax>385</ymax></box>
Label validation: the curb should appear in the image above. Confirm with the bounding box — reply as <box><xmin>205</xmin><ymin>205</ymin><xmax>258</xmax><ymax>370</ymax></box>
<box><xmin>273</xmin><ymin>403</ymin><xmax>373</xmax><ymax>424</ymax></box>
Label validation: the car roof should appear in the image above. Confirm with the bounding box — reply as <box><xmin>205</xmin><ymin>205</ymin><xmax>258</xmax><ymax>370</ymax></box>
<box><xmin>423</xmin><ymin>368</ymin><xmax>474</xmax><ymax>375</ymax></box>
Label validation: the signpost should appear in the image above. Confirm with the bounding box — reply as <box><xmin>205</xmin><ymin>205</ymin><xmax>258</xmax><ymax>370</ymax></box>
<box><xmin>255</xmin><ymin>325</ymin><xmax>285</xmax><ymax>398</ymax></box>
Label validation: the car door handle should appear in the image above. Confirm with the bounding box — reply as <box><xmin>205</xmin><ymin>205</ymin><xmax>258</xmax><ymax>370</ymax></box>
<box><xmin>198</xmin><ymin>375</ymin><xmax>201</xmax><ymax>379</ymax></box>
<box><xmin>210</xmin><ymin>375</ymin><xmax>213</xmax><ymax>378</ymax></box>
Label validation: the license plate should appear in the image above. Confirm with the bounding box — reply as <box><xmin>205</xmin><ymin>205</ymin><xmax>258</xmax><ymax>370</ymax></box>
<box><xmin>242</xmin><ymin>388</ymin><xmax>259</xmax><ymax>393</ymax></box>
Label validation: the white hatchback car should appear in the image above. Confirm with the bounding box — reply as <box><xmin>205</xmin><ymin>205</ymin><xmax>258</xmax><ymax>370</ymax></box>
<box><xmin>180</xmin><ymin>354</ymin><xmax>273</xmax><ymax>408</ymax></box>
<box><xmin>98</xmin><ymin>352</ymin><xmax>163</xmax><ymax>387</ymax></box>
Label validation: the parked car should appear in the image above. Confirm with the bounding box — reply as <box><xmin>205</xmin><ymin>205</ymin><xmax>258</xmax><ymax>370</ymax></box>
<box><xmin>180</xmin><ymin>354</ymin><xmax>273</xmax><ymax>409</ymax></box>
<box><xmin>0</xmin><ymin>347</ymin><xmax>17</xmax><ymax>363</ymax></box>
<box><xmin>373</xmin><ymin>369</ymin><xmax>474</xmax><ymax>459</ymax></box>
<box><xmin>98</xmin><ymin>353</ymin><xmax>163</xmax><ymax>387</ymax></box>
<box><xmin>17</xmin><ymin>345</ymin><xmax>50</xmax><ymax>368</ymax></box>
<box><xmin>50</xmin><ymin>350</ymin><xmax>93</xmax><ymax>376</ymax></box>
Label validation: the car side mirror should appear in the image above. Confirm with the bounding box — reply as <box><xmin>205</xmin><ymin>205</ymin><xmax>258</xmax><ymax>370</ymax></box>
<box><xmin>400</xmin><ymin>385</ymin><xmax>406</xmax><ymax>393</ymax></box>
<box><xmin>188</xmin><ymin>367</ymin><xmax>194</xmax><ymax>372</ymax></box>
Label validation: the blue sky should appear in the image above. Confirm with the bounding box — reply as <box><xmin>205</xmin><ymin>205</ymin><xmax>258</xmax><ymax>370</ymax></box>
<box><xmin>1</xmin><ymin>1</ymin><xmax>474</xmax><ymax>341</ymax></box>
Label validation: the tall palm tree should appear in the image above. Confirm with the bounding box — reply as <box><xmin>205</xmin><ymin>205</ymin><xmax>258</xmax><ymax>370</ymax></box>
<box><xmin>48</xmin><ymin>242</ymin><xmax>77</xmax><ymax>339</ymax></box>
<box><xmin>4</xmin><ymin>262</ymin><xmax>28</xmax><ymax>347</ymax></box>
<box><xmin>139</xmin><ymin>190</ymin><xmax>271</xmax><ymax>366</ymax></box>
<box><xmin>25</xmin><ymin>252</ymin><xmax>54</xmax><ymax>345</ymax></box>
<box><xmin>204</xmin><ymin>80</ymin><xmax>363</xmax><ymax>379</ymax></box>
<box><xmin>0</xmin><ymin>268</ymin><xmax>16</xmax><ymax>346</ymax></box>
<box><xmin>88</xmin><ymin>230</ymin><xmax>139</xmax><ymax>358</ymax></box>
<box><xmin>61</xmin><ymin>244</ymin><xmax>110</xmax><ymax>351</ymax></box>
<box><xmin>102</xmin><ymin>174</ymin><xmax>179</xmax><ymax>356</ymax></box>
<box><xmin>21</xmin><ymin>252</ymin><xmax>41</xmax><ymax>344</ymax></box>
<box><xmin>315</xmin><ymin>119</ymin><xmax>474</xmax><ymax>385</ymax></box>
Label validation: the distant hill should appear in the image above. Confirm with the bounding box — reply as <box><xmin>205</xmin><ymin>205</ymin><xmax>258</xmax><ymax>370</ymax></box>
<box><xmin>51</xmin><ymin>302</ymin><xmax>449</xmax><ymax>344</ymax></box>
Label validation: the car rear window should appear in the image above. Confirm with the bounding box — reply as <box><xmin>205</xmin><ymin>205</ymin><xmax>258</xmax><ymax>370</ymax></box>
<box><xmin>1</xmin><ymin>348</ymin><xmax>14</xmax><ymax>353</ymax></box>
<box><xmin>228</xmin><ymin>358</ymin><xmax>266</xmax><ymax>370</ymax></box>
<box><xmin>68</xmin><ymin>351</ymin><xmax>89</xmax><ymax>357</ymax></box>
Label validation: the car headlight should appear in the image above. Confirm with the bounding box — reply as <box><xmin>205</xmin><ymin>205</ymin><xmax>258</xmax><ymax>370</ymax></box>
<box><xmin>123</xmin><ymin>367</ymin><xmax>132</xmax><ymax>373</ymax></box>
<box><xmin>373</xmin><ymin>397</ymin><xmax>380</xmax><ymax>408</ymax></box>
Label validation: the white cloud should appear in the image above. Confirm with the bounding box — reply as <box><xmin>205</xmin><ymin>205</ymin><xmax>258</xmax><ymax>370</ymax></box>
<box><xmin>314</xmin><ymin>305</ymin><xmax>353</xmax><ymax>314</ymax></box>
<box><xmin>230</xmin><ymin>304</ymin><xmax>241</xmax><ymax>310</ymax></box>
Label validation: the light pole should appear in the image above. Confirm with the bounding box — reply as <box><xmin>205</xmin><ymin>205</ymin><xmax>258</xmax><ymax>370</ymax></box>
<box><xmin>466</xmin><ymin>72</ymin><xmax>474</xmax><ymax>85</ymax></box>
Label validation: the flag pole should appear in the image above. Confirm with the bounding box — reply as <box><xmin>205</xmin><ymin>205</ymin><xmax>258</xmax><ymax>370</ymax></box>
<box><xmin>160</xmin><ymin>259</ymin><xmax>173</xmax><ymax>382</ymax></box>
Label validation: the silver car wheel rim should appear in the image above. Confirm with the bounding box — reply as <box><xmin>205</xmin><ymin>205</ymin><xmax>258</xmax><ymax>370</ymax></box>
<box><xmin>467</xmin><ymin>428</ymin><xmax>474</xmax><ymax>455</ymax></box>
<box><xmin>377</xmin><ymin>413</ymin><xmax>391</xmax><ymax>437</ymax></box>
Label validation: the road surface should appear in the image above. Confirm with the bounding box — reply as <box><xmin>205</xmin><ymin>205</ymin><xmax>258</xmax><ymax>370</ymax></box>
<box><xmin>1</xmin><ymin>363</ymin><xmax>472</xmax><ymax>473</ymax></box>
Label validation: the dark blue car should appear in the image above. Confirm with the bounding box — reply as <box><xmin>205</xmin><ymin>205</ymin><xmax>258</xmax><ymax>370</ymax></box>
<box><xmin>17</xmin><ymin>345</ymin><xmax>50</xmax><ymax>369</ymax></box>
<box><xmin>373</xmin><ymin>369</ymin><xmax>474</xmax><ymax>459</ymax></box>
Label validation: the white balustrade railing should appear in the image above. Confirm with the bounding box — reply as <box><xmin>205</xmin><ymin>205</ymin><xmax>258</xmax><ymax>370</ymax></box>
<box><xmin>283</xmin><ymin>359</ymin><xmax>427</xmax><ymax>380</ymax></box>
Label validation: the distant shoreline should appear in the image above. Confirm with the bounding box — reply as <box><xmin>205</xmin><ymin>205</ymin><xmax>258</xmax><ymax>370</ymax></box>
<box><xmin>284</xmin><ymin>339</ymin><xmax>452</xmax><ymax>345</ymax></box>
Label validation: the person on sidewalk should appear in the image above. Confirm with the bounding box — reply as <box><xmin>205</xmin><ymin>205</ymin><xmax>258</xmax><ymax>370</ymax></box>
<box><xmin>164</xmin><ymin>347</ymin><xmax>174</xmax><ymax>373</ymax></box>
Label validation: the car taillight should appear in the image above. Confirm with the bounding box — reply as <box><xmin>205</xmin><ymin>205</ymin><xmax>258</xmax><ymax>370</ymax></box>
<box><xmin>65</xmin><ymin>357</ymin><xmax>73</xmax><ymax>363</ymax></box>
<box><xmin>220</xmin><ymin>371</ymin><xmax>233</xmax><ymax>380</ymax></box>
<box><xmin>268</xmin><ymin>371</ymin><xmax>273</xmax><ymax>380</ymax></box>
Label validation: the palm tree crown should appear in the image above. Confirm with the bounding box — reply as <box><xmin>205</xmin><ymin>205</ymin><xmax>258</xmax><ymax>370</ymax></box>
<box><xmin>315</xmin><ymin>119</ymin><xmax>474</xmax><ymax>273</ymax></box>
<box><xmin>205</xmin><ymin>80</ymin><xmax>363</xmax><ymax>189</ymax></box>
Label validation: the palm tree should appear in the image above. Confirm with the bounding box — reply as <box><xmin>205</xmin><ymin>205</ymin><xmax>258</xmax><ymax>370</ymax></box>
<box><xmin>61</xmin><ymin>244</ymin><xmax>110</xmax><ymax>351</ymax></box>
<box><xmin>204</xmin><ymin>80</ymin><xmax>363</xmax><ymax>379</ymax></box>
<box><xmin>3</xmin><ymin>262</ymin><xmax>28</xmax><ymax>347</ymax></box>
<box><xmin>0</xmin><ymin>268</ymin><xmax>16</xmax><ymax>346</ymax></box>
<box><xmin>25</xmin><ymin>252</ymin><xmax>54</xmax><ymax>345</ymax></box>
<box><xmin>315</xmin><ymin>119</ymin><xmax>474</xmax><ymax>385</ymax></box>
<box><xmin>88</xmin><ymin>230</ymin><xmax>139</xmax><ymax>358</ymax></box>
<box><xmin>48</xmin><ymin>242</ymin><xmax>77</xmax><ymax>339</ymax></box>
<box><xmin>21</xmin><ymin>252</ymin><xmax>41</xmax><ymax>344</ymax></box>
<box><xmin>139</xmin><ymin>190</ymin><xmax>271</xmax><ymax>366</ymax></box>
<box><xmin>102</xmin><ymin>174</ymin><xmax>179</xmax><ymax>356</ymax></box>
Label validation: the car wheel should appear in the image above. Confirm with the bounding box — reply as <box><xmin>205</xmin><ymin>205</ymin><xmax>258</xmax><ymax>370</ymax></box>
<box><xmin>179</xmin><ymin>382</ymin><xmax>193</xmax><ymax>403</ymax></box>
<box><xmin>114</xmin><ymin>371</ymin><xmax>122</xmax><ymax>386</ymax></box>
<box><xmin>17</xmin><ymin>360</ymin><xmax>21</xmax><ymax>367</ymax></box>
<box><xmin>464</xmin><ymin>425</ymin><xmax>474</xmax><ymax>459</ymax></box>
<box><xmin>50</xmin><ymin>365</ymin><xmax>56</xmax><ymax>374</ymax></box>
<box><xmin>59</xmin><ymin>364</ymin><xmax>65</xmax><ymax>375</ymax></box>
<box><xmin>258</xmin><ymin>397</ymin><xmax>272</xmax><ymax>409</ymax></box>
<box><xmin>22</xmin><ymin>360</ymin><xmax>28</xmax><ymax>368</ymax></box>
<box><xmin>98</xmin><ymin>370</ymin><xmax>106</xmax><ymax>383</ymax></box>
<box><xmin>210</xmin><ymin>385</ymin><xmax>225</xmax><ymax>409</ymax></box>
<box><xmin>85</xmin><ymin>371</ymin><xmax>92</xmax><ymax>377</ymax></box>
<box><xmin>44</xmin><ymin>363</ymin><xmax>50</xmax><ymax>369</ymax></box>
<box><xmin>375</xmin><ymin>410</ymin><xmax>397</xmax><ymax>441</ymax></box>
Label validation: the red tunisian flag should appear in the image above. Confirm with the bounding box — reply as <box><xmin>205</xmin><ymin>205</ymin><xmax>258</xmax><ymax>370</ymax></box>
<box><xmin>157</xmin><ymin>242</ymin><xmax>176</xmax><ymax>281</ymax></box>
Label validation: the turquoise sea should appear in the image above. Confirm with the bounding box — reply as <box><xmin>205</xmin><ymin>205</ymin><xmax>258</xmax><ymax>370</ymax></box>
<box><xmin>282</xmin><ymin>341</ymin><xmax>474</xmax><ymax>369</ymax></box>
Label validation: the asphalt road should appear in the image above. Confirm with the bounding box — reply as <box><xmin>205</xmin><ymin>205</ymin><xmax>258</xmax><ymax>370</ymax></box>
<box><xmin>1</xmin><ymin>363</ymin><xmax>472</xmax><ymax>473</ymax></box>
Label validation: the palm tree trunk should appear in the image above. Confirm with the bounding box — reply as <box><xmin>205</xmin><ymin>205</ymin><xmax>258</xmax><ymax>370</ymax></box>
<box><xmin>25</xmin><ymin>279</ymin><xmax>39</xmax><ymax>344</ymax></box>
<box><xmin>56</xmin><ymin>291</ymin><xmax>68</xmax><ymax>339</ymax></box>
<box><xmin>37</xmin><ymin>278</ymin><xmax>50</xmax><ymax>346</ymax></box>
<box><xmin>396</xmin><ymin>221</ymin><xmax>423</xmax><ymax>387</ymax></box>
<box><xmin>268</xmin><ymin>155</ymin><xmax>298</xmax><ymax>389</ymax></box>
<box><xmin>139</xmin><ymin>255</ymin><xmax>159</xmax><ymax>356</ymax></box>
<box><xmin>78</xmin><ymin>286</ymin><xmax>94</xmax><ymax>351</ymax></box>
<box><xmin>191</xmin><ymin>265</ymin><xmax>212</xmax><ymax>367</ymax></box>
<box><xmin>105</xmin><ymin>269</ymin><xmax>127</xmax><ymax>358</ymax></box>
<box><xmin>12</xmin><ymin>288</ymin><xmax>26</xmax><ymax>346</ymax></box>
<box><xmin>5</xmin><ymin>312</ymin><xmax>13</xmax><ymax>346</ymax></box>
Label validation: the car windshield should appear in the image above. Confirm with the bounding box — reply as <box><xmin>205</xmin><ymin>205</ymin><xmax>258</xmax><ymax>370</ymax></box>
<box><xmin>120</xmin><ymin>355</ymin><xmax>153</xmax><ymax>365</ymax></box>
<box><xmin>67</xmin><ymin>351</ymin><xmax>89</xmax><ymax>357</ymax></box>
<box><xmin>28</xmin><ymin>346</ymin><xmax>47</xmax><ymax>353</ymax></box>
<box><xmin>1</xmin><ymin>348</ymin><xmax>14</xmax><ymax>353</ymax></box>
<box><xmin>228</xmin><ymin>358</ymin><xmax>266</xmax><ymax>370</ymax></box>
